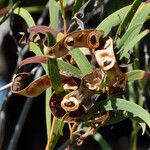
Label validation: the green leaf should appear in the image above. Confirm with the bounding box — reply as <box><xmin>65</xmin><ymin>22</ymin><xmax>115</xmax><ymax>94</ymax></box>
<box><xmin>57</xmin><ymin>59</ymin><xmax>82</xmax><ymax>77</ymax></box>
<box><xmin>49</xmin><ymin>0</ymin><xmax>60</xmax><ymax>29</ymax></box>
<box><xmin>46</xmin><ymin>88</ymin><xmax>52</xmax><ymax>139</ymax></box>
<box><xmin>69</xmin><ymin>48</ymin><xmax>93</xmax><ymax>76</ymax></box>
<box><xmin>49</xmin><ymin>118</ymin><xmax>62</xmax><ymax>150</ymax></box>
<box><xmin>96</xmin><ymin>5</ymin><xmax>130</xmax><ymax>36</ymax></box>
<box><xmin>59</xmin><ymin>113</ymin><xmax>68</xmax><ymax>136</ymax></box>
<box><xmin>121</xmin><ymin>2</ymin><xmax>150</xmax><ymax>48</ymax></box>
<box><xmin>29</xmin><ymin>42</ymin><xmax>48</xmax><ymax>73</ymax></box>
<box><xmin>117</xmin><ymin>24</ymin><xmax>141</xmax><ymax>49</ymax></box>
<box><xmin>127</xmin><ymin>70</ymin><xmax>145</xmax><ymax>82</ymax></box>
<box><xmin>22</xmin><ymin>6</ymin><xmax>44</xmax><ymax>13</ymax></box>
<box><xmin>80</xmin><ymin>98</ymin><xmax>150</xmax><ymax>134</ymax></box>
<box><xmin>13</xmin><ymin>7</ymin><xmax>35</xmax><ymax>27</ymax></box>
<box><xmin>120</xmin><ymin>29</ymin><xmax>149</xmax><ymax>59</ymax></box>
<box><xmin>93</xmin><ymin>133</ymin><xmax>112</xmax><ymax>150</ymax></box>
<box><xmin>128</xmin><ymin>2</ymin><xmax>150</xmax><ymax>31</ymax></box>
<box><xmin>47</xmin><ymin>59</ymin><xmax>64</xmax><ymax>94</ymax></box>
<box><xmin>73</xmin><ymin>0</ymin><xmax>84</xmax><ymax>14</ymax></box>
<box><xmin>0</xmin><ymin>1</ymin><xmax>19</xmax><ymax>25</ymax></box>
<box><xmin>115</xmin><ymin>0</ymin><xmax>142</xmax><ymax>40</ymax></box>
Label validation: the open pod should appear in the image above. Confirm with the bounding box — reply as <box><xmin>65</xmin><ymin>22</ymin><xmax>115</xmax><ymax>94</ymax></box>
<box><xmin>11</xmin><ymin>72</ymin><xmax>78</xmax><ymax>97</ymax></box>
<box><xmin>94</xmin><ymin>37</ymin><xmax>127</xmax><ymax>93</ymax></box>
<box><xmin>49</xmin><ymin>92</ymin><xmax>87</xmax><ymax>122</ymax></box>
<box><xmin>44</xmin><ymin>29</ymin><xmax>104</xmax><ymax>59</ymax></box>
<box><xmin>61</xmin><ymin>68</ymin><xmax>104</xmax><ymax>112</ymax></box>
<box><xmin>11</xmin><ymin>73</ymin><xmax>51</xmax><ymax>97</ymax></box>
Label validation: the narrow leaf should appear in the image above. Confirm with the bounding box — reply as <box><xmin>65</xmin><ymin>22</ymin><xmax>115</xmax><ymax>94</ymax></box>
<box><xmin>115</xmin><ymin>0</ymin><xmax>142</xmax><ymax>40</ymax></box>
<box><xmin>96</xmin><ymin>5</ymin><xmax>130</xmax><ymax>36</ymax></box>
<box><xmin>69</xmin><ymin>48</ymin><xmax>93</xmax><ymax>75</ymax></box>
<box><xmin>123</xmin><ymin>2</ymin><xmax>150</xmax><ymax>47</ymax></box>
<box><xmin>13</xmin><ymin>7</ymin><xmax>35</xmax><ymax>27</ymax></box>
<box><xmin>127</xmin><ymin>70</ymin><xmax>145</xmax><ymax>82</ymax></box>
<box><xmin>19</xmin><ymin>56</ymin><xmax>47</xmax><ymax>68</ymax></box>
<box><xmin>80</xmin><ymin>98</ymin><xmax>150</xmax><ymax>133</ymax></box>
<box><xmin>120</xmin><ymin>29</ymin><xmax>149</xmax><ymax>59</ymax></box>
<box><xmin>46</xmin><ymin>88</ymin><xmax>52</xmax><ymax>139</ymax></box>
<box><xmin>47</xmin><ymin>59</ymin><xmax>64</xmax><ymax>94</ymax></box>
<box><xmin>93</xmin><ymin>133</ymin><xmax>111</xmax><ymax>150</ymax></box>
<box><xmin>49</xmin><ymin>0</ymin><xmax>60</xmax><ymax>29</ymax></box>
<box><xmin>117</xmin><ymin>24</ymin><xmax>141</xmax><ymax>49</ymax></box>
<box><xmin>0</xmin><ymin>2</ymin><xmax>19</xmax><ymax>25</ymax></box>
<box><xmin>57</xmin><ymin>59</ymin><xmax>82</xmax><ymax>77</ymax></box>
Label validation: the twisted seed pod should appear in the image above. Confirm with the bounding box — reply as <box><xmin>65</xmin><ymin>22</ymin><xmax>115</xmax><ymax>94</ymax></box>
<box><xmin>94</xmin><ymin>37</ymin><xmax>127</xmax><ymax>92</ymax></box>
<box><xmin>11</xmin><ymin>72</ymin><xmax>78</xmax><ymax>97</ymax></box>
<box><xmin>94</xmin><ymin>37</ymin><xmax>116</xmax><ymax>71</ymax></box>
<box><xmin>11</xmin><ymin>73</ymin><xmax>51</xmax><ymax>97</ymax></box>
<box><xmin>44</xmin><ymin>29</ymin><xmax>104</xmax><ymax>59</ymax></box>
<box><xmin>61</xmin><ymin>68</ymin><xmax>104</xmax><ymax>112</ymax></box>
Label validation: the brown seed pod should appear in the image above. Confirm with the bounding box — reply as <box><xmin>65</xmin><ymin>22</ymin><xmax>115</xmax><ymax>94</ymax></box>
<box><xmin>49</xmin><ymin>92</ymin><xmax>86</xmax><ymax>122</ymax></box>
<box><xmin>49</xmin><ymin>92</ymin><xmax>66</xmax><ymax>118</ymax></box>
<box><xmin>44</xmin><ymin>29</ymin><xmax>104</xmax><ymax>59</ymax></box>
<box><xmin>11</xmin><ymin>73</ymin><xmax>51</xmax><ymax>97</ymax></box>
<box><xmin>61</xmin><ymin>94</ymin><xmax>80</xmax><ymax>112</ymax></box>
<box><xmin>94</xmin><ymin>37</ymin><xmax>116</xmax><ymax>71</ymax></box>
<box><xmin>61</xmin><ymin>68</ymin><xmax>104</xmax><ymax>112</ymax></box>
<box><xmin>82</xmin><ymin>68</ymin><xmax>104</xmax><ymax>91</ymax></box>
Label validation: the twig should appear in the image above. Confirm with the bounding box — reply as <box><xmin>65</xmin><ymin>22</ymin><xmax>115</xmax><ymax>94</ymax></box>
<box><xmin>45</xmin><ymin>116</ymin><xmax>57</xmax><ymax>150</ymax></box>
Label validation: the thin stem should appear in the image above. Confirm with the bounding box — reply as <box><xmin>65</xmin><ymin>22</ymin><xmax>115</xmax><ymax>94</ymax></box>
<box><xmin>132</xmin><ymin>122</ymin><xmax>138</xmax><ymax>150</ymax></box>
<box><xmin>70</xmin><ymin>123</ymin><xmax>78</xmax><ymax>143</ymax></box>
<box><xmin>46</xmin><ymin>117</ymin><xmax>57</xmax><ymax>150</ymax></box>
<box><xmin>63</xmin><ymin>8</ymin><xmax>67</xmax><ymax>35</ymax></box>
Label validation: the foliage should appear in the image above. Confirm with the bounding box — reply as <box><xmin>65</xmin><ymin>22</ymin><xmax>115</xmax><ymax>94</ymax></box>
<box><xmin>0</xmin><ymin>0</ymin><xmax>150</xmax><ymax>149</ymax></box>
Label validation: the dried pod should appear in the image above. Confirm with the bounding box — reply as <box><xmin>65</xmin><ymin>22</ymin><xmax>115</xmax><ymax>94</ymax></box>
<box><xmin>50</xmin><ymin>92</ymin><xmax>86</xmax><ymax>122</ymax></box>
<box><xmin>11</xmin><ymin>73</ymin><xmax>51</xmax><ymax>97</ymax></box>
<box><xmin>94</xmin><ymin>37</ymin><xmax>116</xmax><ymax>71</ymax></box>
<box><xmin>44</xmin><ymin>29</ymin><xmax>104</xmax><ymax>59</ymax></box>
<box><xmin>61</xmin><ymin>94</ymin><xmax>80</xmax><ymax>112</ymax></box>
<box><xmin>49</xmin><ymin>92</ymin><xmax>66</xmax><ymax>118</ymax></box>
<box><xmin>82</xmin><ymin>68</ymin><xmax>104</xmax><ymax>91</ymax></box>
<box><xmin>61</xmin><ymin>69</ymin><xmax>103</xmax><ymax>112</ymax></box>
<box><xmin>60</xmin><ymin>72</ymin><xmax>78</xmax><ymax>90</ymax></box>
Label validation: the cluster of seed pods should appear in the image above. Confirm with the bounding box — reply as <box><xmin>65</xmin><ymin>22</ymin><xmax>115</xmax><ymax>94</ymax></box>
<box><xmin>11</xmin><ymin>29</ymin><xmax>127</xmax><ymax>122</ymax></box>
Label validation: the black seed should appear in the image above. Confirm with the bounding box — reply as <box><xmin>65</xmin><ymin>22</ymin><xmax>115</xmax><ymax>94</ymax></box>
<box><xmin>64</xmin><ymin>101</ymin><xmax>75</xmax><ymax>107</ymax></box>
<box><xmin>103</xmin><ymin>60</ymin><xmax>111</xmax><ymax>66</ymax></box>
<box><xmin>66</xmin><ymin>37</ymin><xmax>74</xmax><ymax>46</ymax></box>
<box><xmin>90</xmin><ymin>35</ymin><xmax>97</xmax><ymax>45</ymax></box>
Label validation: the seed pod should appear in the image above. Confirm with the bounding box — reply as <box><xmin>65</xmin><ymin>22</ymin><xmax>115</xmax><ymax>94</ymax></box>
<box><xmin>49</xmin><ymin>92</ymin><xmax>86</xmax><ymax>122</ymax></box>
<box><xmin>94</xmin><ymin>37</ymin><xmax>116</xmax><ymax>71</ymax></box>
<box><xmin>11</xmin><ymin>73</ymin><xmax>51</xmax><ymax>97</ymax></box>
<box><xmin>44</xmin><ymin>29</ymin><xmax>104</xmax><ymax>59</ymax></box>
<box><xmin>61</xmin><ymin>68</ymin><xmax>104</xmax><ymax>112</ymax></box>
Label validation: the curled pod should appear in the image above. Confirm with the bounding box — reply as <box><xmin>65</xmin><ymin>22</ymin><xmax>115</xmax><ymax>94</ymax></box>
<box><xmin>61</xmin><ymin>94</ymin><xmax>80</xmax><ymax>112</ymax></box>
<box><xmin>94</xmin><ymin>37</ymin><xmax>116</xmax><ymax>71</ymax></box>
<box><xmin>82</xmin><ymin>68</ymin><xmax>104</xmax><ymax>91</ymax></box>
<box><xmin>49</xmin><ymin>92</ymin><xmax>86</xmax><ymax>122</ymax></box>
<box><xmin>94</xmin><ymin>37</ymin><xmax>127</xmax><ymax>93</ymax></box>
<box><xmin>49</xmin><ymin>92</ymin><xmax>66</xmax><ymax>118</ymax></box>
<box><xmin>11</xmin><ymin>73</ymin><xmax>51</xmax><ymax>97</ymax></box>
<box><xmin>44</xmin><ymin>29</ymin><xmax>104</xmax><ymax>59</ymax></box>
